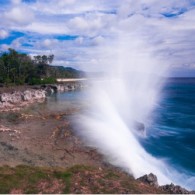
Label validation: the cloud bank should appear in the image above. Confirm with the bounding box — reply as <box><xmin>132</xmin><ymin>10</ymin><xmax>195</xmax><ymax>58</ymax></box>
<box><xmin>0</xmin><ymin>0</ymin><xmax>195</xmax><ymax>75</ymax></box>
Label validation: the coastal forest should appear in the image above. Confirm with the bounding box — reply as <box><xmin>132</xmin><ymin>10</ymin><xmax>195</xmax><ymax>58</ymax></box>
<box><xmin>0</xmin><ymin>48</ymin><xmax>85</xmax><ymax>85</ymax></box>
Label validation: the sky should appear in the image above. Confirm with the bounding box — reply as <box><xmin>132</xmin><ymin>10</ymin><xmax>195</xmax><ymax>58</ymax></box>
<box><xmin>0</xmin><ymin>0</ymin><xmax>195</xmax><ymax>76</ymax></box>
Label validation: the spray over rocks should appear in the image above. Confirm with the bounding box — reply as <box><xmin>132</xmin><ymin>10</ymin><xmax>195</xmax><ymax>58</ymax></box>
<box><xmin>74</xmin><ymin>32</ymin><xmax>195</xmax><ymax>190</ymax></box>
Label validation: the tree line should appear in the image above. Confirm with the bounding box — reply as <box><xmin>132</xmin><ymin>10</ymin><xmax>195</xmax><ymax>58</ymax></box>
<box><xmin>0</xmin><ymin>48</ymin><xmax>85</xmax><ymax>85</ymax></box>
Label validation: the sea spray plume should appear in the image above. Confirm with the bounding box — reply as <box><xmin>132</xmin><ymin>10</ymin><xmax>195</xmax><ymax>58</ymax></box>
<box><xmin>75</xmin><ymin>32</ymin><xmax>172</xmax><ymax>182</ymax></box>
<box><xmin>74</xmin><ymin>30</ymin><xmax>194</xmax><ymax>189</ymax></box>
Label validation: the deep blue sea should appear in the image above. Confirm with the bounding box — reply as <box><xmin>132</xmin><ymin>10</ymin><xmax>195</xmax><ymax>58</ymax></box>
<box><xmin>141</xmin><ymin>78</ymin><xmax>195</xmax><ymax>178</ymax></box>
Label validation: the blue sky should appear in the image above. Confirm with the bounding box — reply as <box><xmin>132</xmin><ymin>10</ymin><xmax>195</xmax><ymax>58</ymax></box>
<box><xmin>0</xmin><ymin>0</ymin><xmax>195</xmax><ymax>76</ymax></box>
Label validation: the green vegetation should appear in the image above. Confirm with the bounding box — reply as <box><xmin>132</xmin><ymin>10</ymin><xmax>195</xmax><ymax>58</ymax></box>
<box><xmin>0</xmin><ymin>48</ymin><xmax>85</xmax><ymax>85</ymax></box>
<box><xmin>0</xmin><ymin>165</ymin><xmax>163</xmax><ymax>194</ymax></box>
<box><xmin>0</xmin><ymin>165</ymin><xmax>71</xmax><ymax>194</ymax></box>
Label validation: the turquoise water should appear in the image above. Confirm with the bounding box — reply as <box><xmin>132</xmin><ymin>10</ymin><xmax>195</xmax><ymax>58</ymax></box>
<box><xmin>141</xmin><ymin>78</ymin><xmax>195</xmax><ymax>177</ymax></box>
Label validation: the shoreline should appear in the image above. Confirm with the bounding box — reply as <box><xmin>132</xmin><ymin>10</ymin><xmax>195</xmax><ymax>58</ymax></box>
<box><xmin>0</xmin><ymin>82</ymin><xmax>86</xmax><ymax>112</ymax></box>
<box><xmin>0</xmin><ymin>83</ymin><xmax>194</xmax><ymax>193</ymax></box>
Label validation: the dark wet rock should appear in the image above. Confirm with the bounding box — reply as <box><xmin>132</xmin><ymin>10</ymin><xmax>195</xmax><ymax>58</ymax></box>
<box><xmin>134</xmin><ymin>121</ymin><xmax>145</xmax><ymax>132</ymax></box>
<box><xmin>159</xmin><ymin>183</ymin><xmax>190</xmax><ymax>194</ymax></box>
<box><xmin>43</xmin><ymin>85</ymin><xmax>57</xmax><ymax>94</ymax></box>
<box><xmin>137</xmin><ymin>173</ymin><xmax>159</xmax><ymax>187</ymax></box>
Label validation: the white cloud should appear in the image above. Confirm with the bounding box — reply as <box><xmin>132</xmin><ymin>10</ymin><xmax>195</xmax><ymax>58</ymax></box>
<box><xmin>35</xmin><ymin>38</ymin><xmax>60</xmax><ymax>50</ymax></box>
<box><xmin>11</xmin><ymin>0</ymin><xmax>21</xmax><ymax>5</ymax></box>
<box><xmin>31</xmin><ymin>0</ymin><xmax>99</xmax><ymax>15</ymax></box>
<box><xmin>25</xmin><ymin>22</ymin><xmax>69</xmax><ymax>34</ymax></box>
<box><xmin>4</xmin><ymin>5</ymin><xmax>35</xmax><ymax>25</ymax></box>
<box><xmin>67</xmin><ymin>13</ymin><xmax>116</xmax><ymax>37</ymax></box>
<box><xmin>0</xmin><ymin>29</ymin><xmax>9</xmax><ymax>39</ymax></box>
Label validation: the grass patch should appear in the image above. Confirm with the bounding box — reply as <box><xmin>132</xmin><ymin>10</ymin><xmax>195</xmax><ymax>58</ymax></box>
<box><xmin>0</xmin><ymin>165</ymin><xmax>74</xmax><ymax>194</ymax></box>
<box><xmin>53</xmin><ymin>171</ymin><xmax>72</xmax><ymax>193</ymax></box>
<box><xmin>0</xmin><ymin>164</ymin><xmax>163</xmax><ymax>194</ymax></box>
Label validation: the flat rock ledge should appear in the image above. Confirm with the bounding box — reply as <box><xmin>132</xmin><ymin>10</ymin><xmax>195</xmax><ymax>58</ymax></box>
<box><xmin>0</xmin><ymin>83</ymin><xmax>86</xmax><ymax>112</ymax></box>
<box><xmin>137</xmin><ymin>173</ymin><xmax>195</xmax><ymax>194</ymax></box>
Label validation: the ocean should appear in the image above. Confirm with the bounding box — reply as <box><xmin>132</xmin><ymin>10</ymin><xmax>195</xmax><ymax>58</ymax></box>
<box><xmin>141</xmin><ymin>78</ymin><xmax>195</xmax><ymax>178</ymax></box>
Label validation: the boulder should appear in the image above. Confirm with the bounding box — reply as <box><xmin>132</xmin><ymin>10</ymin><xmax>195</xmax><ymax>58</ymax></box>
<box><xmin>137</xmin><ymin>173</ymin><xmax>159</xmax><ymax>187</ymax></box>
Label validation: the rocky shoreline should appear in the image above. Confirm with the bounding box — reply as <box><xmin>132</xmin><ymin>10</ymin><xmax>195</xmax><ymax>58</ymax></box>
<box><xmin>137</xmin><ymin>173</ymin><xmax>194</xmax><ymax>194</ymax></box>
<box><xmin>0</xmin><ymin>82</ymin><xmax>86</xmax><ymax>112</ymax></box>
<box><xmin>0</xmin><ymin>83</ymin><xmax>194</xmax><ymax>193</ymax></box>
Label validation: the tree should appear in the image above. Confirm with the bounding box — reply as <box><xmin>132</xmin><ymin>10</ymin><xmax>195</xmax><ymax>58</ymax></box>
<box><xmin>48</xmin><ymin>54</ymin><xmax>54</xmax><ymax>64</ymax></box>
<box><xmin>0</xmin><ymin>48</ymin><xmax>35</xmax><ymax>84</ymax></box>
<box><xmin>33</xmin><ymin>54</ymin><xmax>54</xmax><ymax>65</ymax></box>
<box><xmin>33</xmin><ymin>54</ymin><xmax>55</xmax><ymax>78</ymax></box>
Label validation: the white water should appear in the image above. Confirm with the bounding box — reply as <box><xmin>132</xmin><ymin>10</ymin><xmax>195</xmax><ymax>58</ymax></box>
<box><xmin>75</xmin><ymin>33</ymin><xmax>194</xmax><ymax>189</ymax></box>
